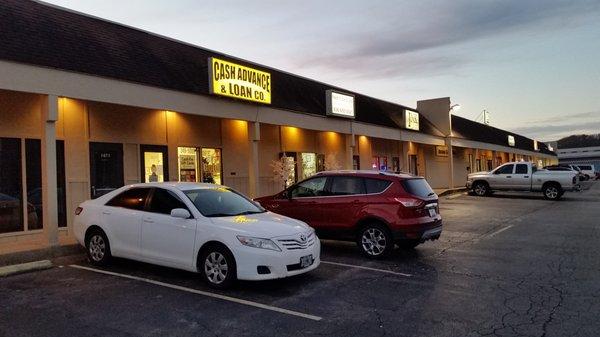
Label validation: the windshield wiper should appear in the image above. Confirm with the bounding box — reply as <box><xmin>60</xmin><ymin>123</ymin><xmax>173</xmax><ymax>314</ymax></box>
<box><xmin>205</xmin><ymin>213</ymin><xmax>238</xmax><ymax>217</ymax></box>
<box><xmin>234</xmin><ymin>210</ymin><xmax>266</xmax><ymax>215</ymax></box>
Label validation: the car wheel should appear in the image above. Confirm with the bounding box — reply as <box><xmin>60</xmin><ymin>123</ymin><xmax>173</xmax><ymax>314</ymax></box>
<box><xmin>357</xmin><ymin>224</ymin><xmax>393</xmax><ymax>258</ymax></box>
<box><xmin>86</xmin><ymin>229</ymin><xmax>111</xmax><ymax>266</ymax></box>
<box><xmin>397</xmin><ymin>239</ymin><xmax>420</xmax><ymax>250</ymax></box>
<box><xmin>543</xmin><ymin>183</ymin><xmax>562</xmax><ymax>200</ymax></box>
<box><xmin>200</xmin><ymin>245</ymin><xmax>236</xmax><ymax>289</ymax></box>
<box><xmin>473</xmin><ymin>182</ymin><xmax>489</xmax><ymax>196</ymax></box>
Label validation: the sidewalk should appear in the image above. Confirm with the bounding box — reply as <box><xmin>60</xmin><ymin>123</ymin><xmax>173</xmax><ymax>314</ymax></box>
<box><xmin>434</xmin><ymin>187</ymin><xmax>468</xmax><ymax>197</ymax></box>
<box><xmin>0</xmin><ymin>236</ymin><xmax>82</xmax><ymax>267</ymax></box>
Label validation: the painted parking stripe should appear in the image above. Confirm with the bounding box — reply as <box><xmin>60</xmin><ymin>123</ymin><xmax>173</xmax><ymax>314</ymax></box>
<box><xmin>69</xmin><ymin>264</ymin><xmax>322</xmax><ymax>321</ymax></box>
<box><xmin>485</xmin><ymin>224</ymin><xmax>515</xmax><ymax>238</ymax></box>
<box><xmin>320</xmin><ymin>261</ymin><xmax>412</xmax><ymax>277</ymax></box>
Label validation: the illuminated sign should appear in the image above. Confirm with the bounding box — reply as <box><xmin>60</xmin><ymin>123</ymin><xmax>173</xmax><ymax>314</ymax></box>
<box><xmin>508</xmin><ymin>135</ymin><xmax>515</xmax><ymax>147</ymax></box>
<box><xmin>209</xmin><ymin>57</ymin><xmax>271</xmax><ymax>104</ymax></box>
<box><xmin>534</xmin><ymin>140</ymin><xmax>539</xmax><ymax>151</ymax></box>
<box><xmin>326</xmin><ymin>90</ymin><xmax>355</xmax><ymax>118</ymax></box>
<box><xmin>405</xmin><ymin>110</ymin><xmax>420</xmax><ymax>131</ymax></box>
<box><xmin>435</xmin><ymin>146</ymin><xmax>449</xmax><ymax>157</ymax></box>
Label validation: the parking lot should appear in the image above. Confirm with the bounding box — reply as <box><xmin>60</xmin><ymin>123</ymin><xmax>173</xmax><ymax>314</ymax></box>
<box><xmin>1</xmin><ymin>182</ymin><xmax>599</xmax><ymax>337</ymax></box>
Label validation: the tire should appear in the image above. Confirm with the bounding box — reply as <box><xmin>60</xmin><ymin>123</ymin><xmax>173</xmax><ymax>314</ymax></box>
<box><xmin>357</xmin><ymin>223</ymin><xmax>394</xmax><ymax>258</ymax></box>
<box><xmin>472</xmin><ymin>181</ymin><xmax>489</xmax><ymax>197</ymax></box>
<box><xmin>397</xmin><ymin>239</ymin><xmax>420</xmax><ymax>250</ymax></box>
<box><xmin>199</xmin><ymin>244</ymin><xmax>237</xmax><ymax>289</ymax></box>
<box><xmin>86</xmin><ymin>229</ymin><xmax>112</xmax><ymax>266</ymax></box>
<box><xmin>543</xmin><ymin>183</ymin><xmax>562</xmax><ymax>200</ymax></box>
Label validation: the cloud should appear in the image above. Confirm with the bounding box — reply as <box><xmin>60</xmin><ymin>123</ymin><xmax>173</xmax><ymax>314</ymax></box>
<box><xmin>289</xmin><ymin>0</ymin><xmax>600</xmax><ymax>79</ymax></box>
<box><xmin>510</xmin><ymin>110</ymin><xmax>600</xmax><ymax>140</ymax></box>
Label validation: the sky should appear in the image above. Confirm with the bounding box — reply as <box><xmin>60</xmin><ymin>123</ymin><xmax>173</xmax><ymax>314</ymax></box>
<box><xmin>44</xmin><ymin>0</ymin><xmax>600</xmax><ymax>141</ymax></box>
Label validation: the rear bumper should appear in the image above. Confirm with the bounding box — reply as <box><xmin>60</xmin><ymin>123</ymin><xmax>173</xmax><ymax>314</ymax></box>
<box><xmin>391</xmin><ymin>219</ymin><xmax>442</xmax><ymax>242</ymax></box>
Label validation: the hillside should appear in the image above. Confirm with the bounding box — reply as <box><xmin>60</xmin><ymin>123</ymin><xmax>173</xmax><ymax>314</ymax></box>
<box><xmin>558</xmin><ymin>134</ymin><xmax>600</xmax><ymax>148</ymax></box>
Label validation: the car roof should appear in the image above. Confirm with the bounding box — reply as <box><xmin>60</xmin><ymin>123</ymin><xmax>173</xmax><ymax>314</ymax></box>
<box><xmin>314</xmin><ymin>170</ymin><xmax>419</xmax><ymax>179</ymax></box>
<box><xmin>125</xmin><ymin>182</ymin><xmax>224</xmax><ymax>191</ymax></box>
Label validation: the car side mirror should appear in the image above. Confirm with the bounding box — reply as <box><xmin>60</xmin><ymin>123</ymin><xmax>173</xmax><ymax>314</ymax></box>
<box><xmin>170</xmin><ymin>208</ymin><xmax>191</xmax><ymax>219</ymax></box>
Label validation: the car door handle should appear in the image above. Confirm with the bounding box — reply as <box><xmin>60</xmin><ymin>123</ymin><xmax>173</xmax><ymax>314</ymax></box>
<box><xmin>143</xmin><ymin>217</ymin><xmax>154</xmax><ymax>223</ymax></box>
<box><xmin>270</xmin><ymin>203</ymin><xmax>280</xmax><ymax>209</ymax></box>
<box><xmin>102</xmin><ymin>211</ymin><xmax>111</xmax><ymax>215</ymax></box>
<box><xmin>506</xmin><ymin>176</ymin><xmax>512</xmax><ymax>178</ymax></box>
<box><xmin>524</xmin><ymin>176</ymin><xmax>529</xmax><ymax>178</ymax></box>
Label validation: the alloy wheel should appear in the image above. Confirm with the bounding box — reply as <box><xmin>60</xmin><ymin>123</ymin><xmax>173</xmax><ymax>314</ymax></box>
<box><xmin>474</xmin><ymin>184</ymin><xmax>487</xmax><ymax>196</ymax></box>
<box><xmin>361</xmin><ymin>228</ymin><xmax>387</xmax><ymax>256</ymax></box>
<box><xmin>204</xmin><ymin>252</ymin><xmax>229</xmax><ymax>284</ymax></box>
<box><xmin>545</xmin><ymin>186</ymin><xmax>559</xmax><ymax>199</ymax></box>
<box><xmin>89</xmin><ymin>235</ymin><xmax>106</xmax><ymax>262</ymax></box>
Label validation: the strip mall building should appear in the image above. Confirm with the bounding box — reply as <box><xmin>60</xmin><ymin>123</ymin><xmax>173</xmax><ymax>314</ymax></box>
<box><xmin>0</xmin><ymin>0</ymin><xmax>557</xmax><ymax>254</ymax></box>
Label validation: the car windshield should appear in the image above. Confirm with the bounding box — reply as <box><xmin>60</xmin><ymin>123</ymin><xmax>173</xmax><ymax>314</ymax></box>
<box><xmin>184</xmin><ymin>187</ymin><xmax>265</xmax><ymax>217</ymax></box>
<box><xmin>401</xmin><ymin>178</ymin><xmax>436</xmax><ymax>198</ymax></box>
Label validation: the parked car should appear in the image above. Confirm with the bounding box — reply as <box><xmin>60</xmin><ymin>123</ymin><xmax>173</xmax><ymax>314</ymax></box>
<box><xmin>545</xmin><ymin>164</ymin><xmax>588</xmax><ymax>181</ymax></box>
<box><xmin>255</xmin><ymin>171</ymin><xmax>442</xmax><ymax>258</ymax></box>
<box><xmin>573</xmin><ymin>164</ymin><xmax>596</xmax><ymax>180</ymax></box>
<box><xmin>74</xmin><ymin>182</ymin><xmax>320</xmax><ymax>289</ymax></box>
<box><xmin>467</xmin><ymin>162</ymin><xmax>580</xmax><ymax>200</ymax></box>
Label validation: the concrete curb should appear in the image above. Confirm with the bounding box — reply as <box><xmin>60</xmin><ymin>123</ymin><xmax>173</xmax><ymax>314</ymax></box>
<box><xmin>438</xmin><ymin>187</ymin><xmax>469</xmax><ymax>197</ymax></box>
<box><xmin>0</xmin><ymin>244</ymin><xmax>83</xmax><ymax>267</ymax></box>
<box><xmin>0</xmin><ymin>260</ymin><xmax>53</xmax><ymax>277</ymax></box>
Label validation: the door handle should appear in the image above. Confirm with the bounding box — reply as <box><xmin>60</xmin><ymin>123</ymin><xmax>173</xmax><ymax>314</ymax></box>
<box><xmin>143</xmin><ymin>217</ymin><xmax>154</xmax><ymax>223</ymax></box>
<box><xmin>102</xmin><ymin>211</ymin><xmax>111</xmax><ymax>215</ymax></box>
<box><xmin>524</xmin><ymin>176</ymin><xmax>529</xmax><ymax>178</ymax></box>
<box><xmin>506</xmin><ymin>176</ymin><xmax>512</xmax><ymax>178</ymax></box>
<box><xmin>270</xmin><ymin>203</ymin><xmax>280</xmax><ymax>209</ymax></box>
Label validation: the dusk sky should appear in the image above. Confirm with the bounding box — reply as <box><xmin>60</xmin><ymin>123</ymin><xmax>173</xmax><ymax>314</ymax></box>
<box><xmin>44</xmin><ymin>0</ymin><xmax>600</xmax><ymax>141</ymax></box>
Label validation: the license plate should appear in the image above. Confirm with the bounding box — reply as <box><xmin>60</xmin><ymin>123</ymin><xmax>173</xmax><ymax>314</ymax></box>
<box><xmin>428</xmin><ymin>208</ymin><xmax>437</xmax><ymax>217</ymax></box>
<box><xmin>300</xmin><ymin>255</ymin><xmax>313</xmax><ymax>268</ymax></box>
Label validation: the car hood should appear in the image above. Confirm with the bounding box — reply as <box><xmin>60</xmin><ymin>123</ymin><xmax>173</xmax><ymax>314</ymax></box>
<box><xmin>208</xmin><ymin>211</ymin><xmax>311</xmax><ymax>238</ymax></box>
<box><xmin>468</xmin><ymin>171</ymin><xmax>490</xmax><ymax>177</ymax></box>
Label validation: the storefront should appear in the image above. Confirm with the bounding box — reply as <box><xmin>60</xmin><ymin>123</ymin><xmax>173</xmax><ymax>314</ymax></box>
<box><xmin>0</xmin><ymin>0</ymin><xmax>557</xmax><ymax>253</ymax></box>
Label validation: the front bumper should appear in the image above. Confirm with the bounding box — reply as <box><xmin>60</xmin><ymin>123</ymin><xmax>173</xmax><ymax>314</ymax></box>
<box><xmin>233</xmin><ymin>239</ymin><xmax>321</xmax><ymax>281</ymax></box>
<box><xmin>466</xmin><ymin>180</ymin><xmax>473</xmax><ymax>189</ymax></box>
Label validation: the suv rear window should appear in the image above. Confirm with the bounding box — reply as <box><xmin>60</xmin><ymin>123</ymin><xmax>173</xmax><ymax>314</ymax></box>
<box><xmin>401</xmin><ymin>178</ymin><xmax>435</xmax><ymax>198</ymax></box>
<box><xmin>365</xmin><ymin>178</ymin><xmax>392</xmax><ymax>194</ymax></box>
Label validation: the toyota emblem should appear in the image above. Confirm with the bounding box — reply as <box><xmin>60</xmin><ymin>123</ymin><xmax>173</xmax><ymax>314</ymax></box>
<box><xmin>299</xmin><ymin>234</ymin><xmax>307</xmax><ymax>243</ymax></box>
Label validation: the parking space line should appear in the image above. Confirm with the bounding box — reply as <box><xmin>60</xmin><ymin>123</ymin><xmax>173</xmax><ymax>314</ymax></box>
<box><xmin>321</xmin><ymin>261</ymin><xmax>412</xmax><ymax>277</ymax></box>
<box><xmin>69</xmin><ymin>264</ymin><xmax>322</xmax><ymax>321</ymax></box>
<box><xmin>486</xmin><ymin>224</ymin><xmax>515</xmax><ymax>238</ymax></box>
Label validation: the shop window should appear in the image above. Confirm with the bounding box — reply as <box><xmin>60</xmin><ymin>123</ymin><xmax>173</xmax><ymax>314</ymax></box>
<box><xmin>178</xmin><ymin>147</ymin><xmax>198</xmax><ymax>182</ymax></box>
<box><xmin>0</xmin><ymin>138</ymin><xmax>23</xmax><ymax>233</ymax></box>
<box><xmin>0</xmin><ymin>138</ymin><xmax>65</xmax><ymax>234</ymax></box>
<box><xmin>371</xmin><ymin>156</ymin><xmax>379</xmax><ymax>170</ymax></box>
<box><xmin>201</xmin><ymin>148</ymin><xmax>222</xmax><ymax>184</ymax></box>
<box><xmin>141</xmin><ymin>145</ymin><xmax>168</xmax><ymax>183</ymax></box>
<box><xmin>316</xmin><ymin>154</ymin><xmax>325</xmax><ymax>172</ymax></box>
<box><xmin>279</xmin><ymin>152</ymin><xmax>297</xmax><ymax>186</ymax></box>
<box><xmin>409</xmin><ymin>155</ymin><xmax>418</xmax><ymax>175</ymax></box>
<box><xmin>379</xmin><ymin>157</ymin><xmax>388</xmax><ymax>171</ymax></box>
<box><xmin>392</xmin><ymin>157</ymin><xmax>400</xmax><ymax>172</ymax></box>
<box><xmin>25</xmin><ymin>139</ymin><xmax>67</xmax><ymax>230</ymax></box>
<box><xmin>487</xmin><ymin>160</ymin><xmax>493</xmax><ymax>171</ymax></box>
<box><xmin>301</xmin><ymin>153</ymin><xmax>317</xmax><ymax>179</ymax></box>
<box><xmin>352</xmin><ymin>155</ymin><xmax>360</xmax><ymax>170</ymax></box>
<box><xmin>476</xmin><ymin>159</ymin><xmax>482</xmax><ymax>172</ymax></box>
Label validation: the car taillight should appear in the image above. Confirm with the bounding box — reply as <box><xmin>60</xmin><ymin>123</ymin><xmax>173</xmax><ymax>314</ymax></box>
<box><xmin>75</xmin><ymin>207</ymin><xmax>83</xmax><ymax>215</ymax></box>
<box><xmin>394</xmin><ymin>197</ymin><xmax>424</xmax><ymax>208</ymax></box>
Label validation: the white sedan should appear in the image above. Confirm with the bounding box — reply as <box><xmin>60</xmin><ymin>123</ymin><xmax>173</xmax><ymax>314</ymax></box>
<box><xmin>74</xmin><ymin>182</ymin><xmax>320</xmax><ymax>288</ymax></box>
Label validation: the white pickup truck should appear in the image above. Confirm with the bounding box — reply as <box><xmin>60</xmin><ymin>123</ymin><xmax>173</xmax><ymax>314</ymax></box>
<box><xmin>466</xmin><ymin>162</ymin><xmax>580</xmax><ymax>200</ymax></box>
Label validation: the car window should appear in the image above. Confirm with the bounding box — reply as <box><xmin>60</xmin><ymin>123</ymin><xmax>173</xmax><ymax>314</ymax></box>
<box><xmin>401</xmin><ymin>178</ymin><xmax>435</xmax><ymax>198</ymax></box>
<box><xmin>329</xmin><ymin>176</ymin><xmax>366</xmax><ymax>196</ymax></box>
<box><xmin>106</xmin><ymin>188</ymin><xmax>151</xmax><ymax>211</ymax></box>
<box><xmin>494</xmin><ymin>164</ymin><xmax>514</xmax><ymax>175</ymax></box>
<box><xmin>579</xmin><ymin>165</ymin><xmax>591</xmax><ymax>170</ymax></box>
<box><xmin>148</xmin><ymin>188</ymin><xmax>189</xmax><ymax>215</ymax></box>
<box><xmin>290</xmin><ymin>177</ymin><xmax>327</xmax><ymax>198</ymax></box>
<box><xmin>184</xmin><ymin>187</ymin><xmax>264</xmax><ymax>217</ymax></box>
<box><xmin>515</xmin><ymin>164</ymin><xmax>528</xmax><ymax>174</ymax></box>
<box><xmin>365</xmin><ymin>178</ymin><xmax>392</xmax><ymax>194</ymax></box>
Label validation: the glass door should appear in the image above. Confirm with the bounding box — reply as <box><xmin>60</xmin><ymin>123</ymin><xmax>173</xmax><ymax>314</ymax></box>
<box><xmin>140</xmin><ymin>145</ymin><xmax>168</xmax><ymax>183</ymax></box>
<box><xmin>201</xmin><ymin>148</ymin><xmax>222</xmax><ymax>184</ymax></box>
<box><xmin>89</xmin><ymin>142</ymin><xmax>124</xmax><ymax>199</ymax></box>
<box><xmin>409</xmin><ymin>155</ymin><xmax>418</xmax><ymax>175</ymax></box>
<box><xmin>178</xmin><ymin>147</ymin><xmax>198</xmax><ymax>182</ymax></box>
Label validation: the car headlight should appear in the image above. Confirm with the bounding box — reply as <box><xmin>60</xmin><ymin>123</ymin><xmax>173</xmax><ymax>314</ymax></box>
<box><xmin>237</xmin><ymin>236</ymin><xmax>281</xmax><ymax>251</ymax></box>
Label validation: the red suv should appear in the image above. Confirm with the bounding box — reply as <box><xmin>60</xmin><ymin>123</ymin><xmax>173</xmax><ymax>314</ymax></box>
<box><xmin>255</xmin><ymin>171</ymin><xmax>442</xmax><ymax>258</ymax></box>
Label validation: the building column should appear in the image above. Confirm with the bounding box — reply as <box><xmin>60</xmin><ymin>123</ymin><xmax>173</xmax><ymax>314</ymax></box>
<box><xmin>345</xmin><ymin>134</ymin><xmax>354</xmax><ymax>170</ymax></box>
<box><xmin>248</xmin><ymin>121</ymin><xmax>260</xmax><ymax>198</ymax></box>
<box><xmin>41</xmin><ymin>95</ymin><xmax>59</xmax><ymax>246</ymax></box>
<box><xmin>446</xmin><ymin>138</ymin><xmax>454</xmax><ymax>189</ymax></box>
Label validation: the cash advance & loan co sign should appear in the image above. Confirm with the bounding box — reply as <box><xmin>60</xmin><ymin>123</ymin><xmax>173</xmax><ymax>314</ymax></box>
<box><xmin>209</xmin><ymin>57</ymin><xmax>272</xmax><ymax>104</ymax></box>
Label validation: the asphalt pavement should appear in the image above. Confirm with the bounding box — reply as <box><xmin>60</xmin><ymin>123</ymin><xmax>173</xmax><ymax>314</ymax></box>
<box><xmin>1</xmin><ymin>182</ymin><xmax>599</xmax><ymax>337</ymax></box>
